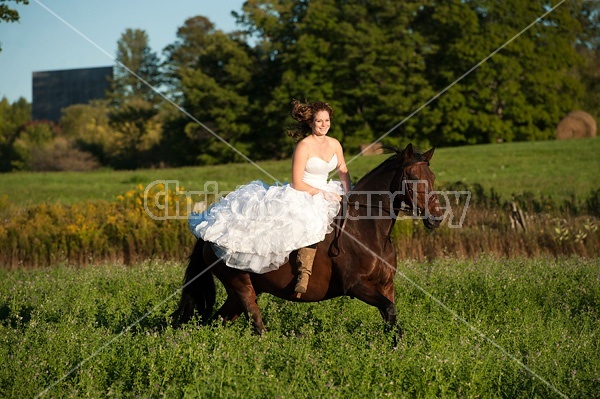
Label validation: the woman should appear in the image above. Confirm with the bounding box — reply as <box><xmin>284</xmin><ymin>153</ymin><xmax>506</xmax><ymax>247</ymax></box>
<box><xmin>189</xmin><ymin>100</ymin><xmax>350</xmax><ymax>295</ymax></box>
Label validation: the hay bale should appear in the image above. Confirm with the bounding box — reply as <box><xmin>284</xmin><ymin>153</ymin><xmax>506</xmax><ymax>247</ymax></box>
<box><xmin>556</xmin><ymin>110</ymin><xmax>597</xmax><ymax>140</ymax></box>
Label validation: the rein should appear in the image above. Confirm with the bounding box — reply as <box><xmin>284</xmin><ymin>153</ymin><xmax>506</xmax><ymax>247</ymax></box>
<box><xmin>349</xmin><ymin>201</ymin><xmax>413</xmax><ymax>215</ymax></box>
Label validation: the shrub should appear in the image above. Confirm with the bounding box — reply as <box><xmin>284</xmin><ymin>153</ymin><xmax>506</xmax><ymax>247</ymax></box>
<box><xmin>29</xmin><ymin>137</ymin><xmax>100</xmax><ymax>171</ymax></box>
<box><xmin>0</xmin><ymin>183</ymin><xmax>195</xmax><ymax>268</ymax></box>
<box><xmin>0</xmin><ymin>183</ymin><xmax>598</xmax><ymax>268</ymax></box>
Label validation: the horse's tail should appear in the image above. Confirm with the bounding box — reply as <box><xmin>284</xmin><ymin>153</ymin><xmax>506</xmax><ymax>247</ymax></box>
<box><xmin>171</xmin><ymin>239</ymin><xmax>216</xmax><ymax>326</ymax></box>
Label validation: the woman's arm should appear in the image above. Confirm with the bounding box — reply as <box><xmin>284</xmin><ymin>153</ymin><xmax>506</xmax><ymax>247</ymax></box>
<box><xmin>333</xmin><ymin>139</ymin><xmax>351</xmax><ymax>194</ymax></box>
<box><xmin>291</xmin><ymin>141</ymin><xmax>321</xmax><ymax>195</ymax></box>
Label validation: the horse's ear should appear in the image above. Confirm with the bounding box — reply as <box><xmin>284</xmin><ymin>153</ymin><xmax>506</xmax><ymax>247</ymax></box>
<box><xmin>423</xmin><ymin>146</ymin><xmax>435</xmax><ymax>162</ymax></box>
<box><xmin>404</xmin><ymin>143</ymin><xmax>414</xmax><ymax>160</ymax></box>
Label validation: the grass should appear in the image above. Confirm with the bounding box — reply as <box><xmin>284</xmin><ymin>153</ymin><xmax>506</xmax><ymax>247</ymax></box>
<box><xmin>432</xmin><ymin>139</ymin><xmax>600</xmax><ymax>202</ymax></box>
<box><xmin>0</xmin><ymin>138</ymin><xmax>598</xmax><ymax>206</ymax></box>
<box><xmin>0</xmin><ymin>257</ymin><xmax>598</xmax><ymax>398</ymax></box>
<box><xmin>1</xmin><ymin>138</ymin><xmax>597</xmax><ymax>397</ymax></box>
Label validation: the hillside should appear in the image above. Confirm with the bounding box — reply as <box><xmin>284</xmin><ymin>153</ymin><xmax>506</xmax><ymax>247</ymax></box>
<box><xmin>0</xmin><ymin>138</ymin><xmax>598</xmax><ymax>206</ymax></box>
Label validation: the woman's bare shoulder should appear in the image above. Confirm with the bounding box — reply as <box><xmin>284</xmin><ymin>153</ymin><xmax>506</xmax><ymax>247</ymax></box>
<box><xmin>294</xmin><ymin>139</ymin><xmax>311</xmax><ymax>157</ymax></box>
<box><xmin>327</xmin><ymin>136</ymin><xmax>343</xmax><ymax>149</ymax></box>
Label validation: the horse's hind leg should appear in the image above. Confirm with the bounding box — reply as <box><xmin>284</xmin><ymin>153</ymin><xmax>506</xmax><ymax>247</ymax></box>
<box><xmin>213</xmin><ymin>296</ymin><xmax>244</xmax><ymax>324</ymax></box>
<box><xmin>215</xmin><ymin>271</ymin><xmax>266</xmax><ymax>335</ymax></box>
<box><xmin>213</xmin><ymin>292</ymin><xmax>244</xmax><ymax>323</ymax></box>
<box><xmin>240</xmin><ymin>289</ymin><xmax>267</xmax><ymax>336</ymax></box>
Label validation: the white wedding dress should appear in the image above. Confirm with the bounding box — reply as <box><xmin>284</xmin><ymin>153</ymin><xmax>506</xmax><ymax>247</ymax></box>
<box><xmin>189</xmin><ymin>153</ymin><xmax>343</xmax><ymax>273</ymax></box>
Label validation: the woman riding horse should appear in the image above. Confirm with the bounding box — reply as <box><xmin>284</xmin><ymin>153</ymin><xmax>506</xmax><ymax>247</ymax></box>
<box><xmin>188</xmin><ymin>100</ymin><xmax>351</xmax><ymax>295</ymax></box>
<box><xmin>175</xmin><ymin>139</ymin><xmax>443</xmax><ymax>337</ymax></box>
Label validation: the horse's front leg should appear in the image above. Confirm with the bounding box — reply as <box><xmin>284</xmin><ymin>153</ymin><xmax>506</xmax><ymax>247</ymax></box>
<box><xmin>349</xmin><ymin>281</ymin><xmax>402</xmax><ymax>346</ymax></box>
<box><xmin>380</xmin><ymin>302</ymin><xmax>403</xmax><ymax>347</ymax></box>
<box><xmin>379</xmin><ymin>280</ymin><xmax>403</xmax><ymax>342</ymax></box>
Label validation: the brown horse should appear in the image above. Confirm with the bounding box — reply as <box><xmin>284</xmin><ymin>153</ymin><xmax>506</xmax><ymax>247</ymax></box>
<box><xmin>172</xmin><ymin>143</ymin><xmax>443</xmax><ymax>338</ymax></box>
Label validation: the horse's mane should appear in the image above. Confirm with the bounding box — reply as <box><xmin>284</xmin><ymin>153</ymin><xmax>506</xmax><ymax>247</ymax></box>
<box><xmin>353</xmin><ymin>145</ymin><xmax>428</xmax><ymax>190</ymax></box>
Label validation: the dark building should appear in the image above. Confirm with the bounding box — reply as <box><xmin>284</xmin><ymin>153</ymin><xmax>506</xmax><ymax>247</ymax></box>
<box><xmin>32</xmin><ymin>66</ymin><xmax>113</xmax><ymax>122</ymax></box>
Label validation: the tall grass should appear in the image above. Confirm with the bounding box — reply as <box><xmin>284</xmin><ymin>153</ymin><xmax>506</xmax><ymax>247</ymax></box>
<box><xmin>0</xmin><ymin>180</ymin><xmax>598</xmax><ymax>268</ymax></box>
<box><xmin>0</xmin><ymin>184</ymin><xmax>195</xmax><ymax>268</ymax></box>
<box><xmin>0</xmin><ymin>258</ymin><xmax>597</xmax><ymax>398</ymax></box>
<box><xmin>0</xmin><ymin>139</ymin><xmax>598</xmax><ymax>268</ymax></box>
<box><xmin>393</xmin><ymin>184</ymin><xmax>600</xmax><ymax>260</ymax></box>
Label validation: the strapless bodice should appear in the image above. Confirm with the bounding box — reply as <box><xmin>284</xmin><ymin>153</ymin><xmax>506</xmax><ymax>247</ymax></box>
<box><xmin>302</xmin><ymin>153</ymin><xmax>338</xmax><ymax>189</ymax></box>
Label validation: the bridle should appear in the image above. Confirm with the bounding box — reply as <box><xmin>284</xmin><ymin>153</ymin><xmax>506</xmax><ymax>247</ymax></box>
<box><xmin>346</xmin><ymin>160</ymin><xmax>430</xmax><ymax>214</ymax></box>
<box><xmin>331</xmin><ymin>161</ymin><xmax>431</xmax><ymax>255</ymax></box>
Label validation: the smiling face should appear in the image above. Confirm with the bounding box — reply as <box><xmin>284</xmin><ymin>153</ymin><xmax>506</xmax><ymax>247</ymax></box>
<box><xmin>310</xmin><ymin>110</ymin><xmax>331</xmax><ymax>137</ymax></box>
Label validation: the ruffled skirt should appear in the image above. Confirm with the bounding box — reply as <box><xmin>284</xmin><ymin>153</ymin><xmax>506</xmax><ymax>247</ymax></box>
<box><xmin>189</xmin><ymin>180</ymin><xmax>343</xmax><ymax>273</ymax></box>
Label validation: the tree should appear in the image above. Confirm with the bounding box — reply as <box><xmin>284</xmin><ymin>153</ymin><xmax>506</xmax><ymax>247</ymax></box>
<box><xmin>233</xmin><ymin>0</ymin><xmax>591</xmax><ymax>151</ymax></box>
<box><xmin>234</xmin><ymin>0</ymin><xmax>435</xmax><ymax>155</ymax></box>
<box><xmin>162</xmin><ymin>16</ymin><xmax>254</xmax><ymax>165</ymax></box>
<box><xmin>60</xmin><ymin>100</ymin><xmax>116</xmax><ymax>165</ymax></box>
<box><xmin>577</xmin><ymin>46</ymin><xmax>600</xmax><ymax>120</ymax></box>
<box><xmin>106</xmin><ymin>29</ymin><xmax>164</xmax><ymax>168</ymax></box>
<box><xmin>110</xmin><ymin>28</ymin><xmax>163</xmax><ymax>106</ymax></box>
<box><xmin>108</xmin><ymin>98</ymin><xmax>161</xmax><ymax>169</ymax></box>
<box><xmin>232</xmin><ymin>1</ymin><xmax>311</xmax><ymax>158</ymax></box>
<box><xmin>0</xmin><ymin>0</ymin><xmax>28</xmax><ymax>52</ymax></box>
<box><xmin>0</xmin><ymin>96</ymin><xmax>30</xmax><ymax>171</ymax></box>
<box><xmin>413</xmin><ymin>0</ymin><xmax>585</xmax><ymax>145</ymax></box>
<box><xmin>10</xmin><ymin>120</ymin><xmax>58</xmax><ymax>170</ymax></box>
<box><xmin>235</xmin><ymin>0</ymin><xmax>330</xmax><ymax>158</ymax></box>
<box><xmin>152</xmin><ymin>1</ymin><xmax>599</xmax><ymax>166</ymax></box>
<box><xmin>575</xmin><ymin>0</ymin><xmax>600</xmax><ymax>119</ymax></box>
<box><xmin>328</xmin><ymin>0</ymin><xmax>435</xmax><ymax>150</ymax></box>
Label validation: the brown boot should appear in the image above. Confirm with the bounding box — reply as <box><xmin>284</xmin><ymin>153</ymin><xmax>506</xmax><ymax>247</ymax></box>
<box><xmin>295</xmin><ymin>247</ymin><xmax>316</xmax><ymax>296</ymax></box>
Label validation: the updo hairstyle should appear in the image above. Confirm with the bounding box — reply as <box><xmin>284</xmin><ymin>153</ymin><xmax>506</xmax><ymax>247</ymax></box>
<box><xmin>287</xmin><ymin>99</ymin><xmax>334</xmax><ymax>142</ymax></box>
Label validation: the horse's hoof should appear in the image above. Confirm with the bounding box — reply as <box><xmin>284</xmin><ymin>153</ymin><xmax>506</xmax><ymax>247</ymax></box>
<box><xmin>397</xmin><ymin>328</ymin><xmax>404</xmax><ymax>340</ymax></box>
<box><xmin>253</xmin><ymin>327</ymin><xmax>267</xmax><ymax>336</ymax></box>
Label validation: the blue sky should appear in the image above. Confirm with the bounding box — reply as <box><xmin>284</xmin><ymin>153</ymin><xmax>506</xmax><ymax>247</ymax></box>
<box><xmin>0</xmin><ymin>0</ymin><xmax>245</xmax><ymax>103</ymax></box>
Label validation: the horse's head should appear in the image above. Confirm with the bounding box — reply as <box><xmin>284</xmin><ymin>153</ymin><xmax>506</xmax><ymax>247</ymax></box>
<box><xmin>350</xmin><ymin>143</ymin><xmax>444</xmax><ymax>230</ymax></box>
<box><xmin>396</xmin><ymin>143</ymin><xmax>443</xmax><ymax>229</ymax></box>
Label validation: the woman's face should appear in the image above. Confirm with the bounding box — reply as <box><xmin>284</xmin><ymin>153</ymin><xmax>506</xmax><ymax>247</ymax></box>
<box><xmin>311</xmin><ymin>110</ymin><xmax>331</xmax><ymax>137</ymax></box>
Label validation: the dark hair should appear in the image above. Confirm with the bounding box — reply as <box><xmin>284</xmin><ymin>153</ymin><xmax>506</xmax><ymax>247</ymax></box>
<box><xmin>287</xmin><ymin>99</ymin><xmax>334</xmax><ymax>142</ymax></box>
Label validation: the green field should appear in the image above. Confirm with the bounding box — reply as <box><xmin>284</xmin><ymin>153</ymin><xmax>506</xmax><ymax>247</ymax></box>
<box><xmin>0</xmin><ymin>257</ymin><xmax>597</xmax><ymax>398</ymax></box>
<box><xmin>0</xmin><ymin>138</ymin><xmax>598</xmax><ymax>206</ymax></box>
<box><xmin>1</xmin><ymin>139</ymin><xmax>598</xmax><ymax>397</ymax></box>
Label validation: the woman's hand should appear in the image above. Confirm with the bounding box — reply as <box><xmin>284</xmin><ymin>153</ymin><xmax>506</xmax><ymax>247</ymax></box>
<box><xmin>319</xmin><ymin>190</ymin><xmax>342</xmax><ymax>202</ymax></box>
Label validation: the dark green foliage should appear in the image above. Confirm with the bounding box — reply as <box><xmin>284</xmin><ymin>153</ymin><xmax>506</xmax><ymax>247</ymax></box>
<box><xmin>414</xmin><ymin>0</ymin><xmax>585</xmax><ymax>145</ymax></box>
<box><xmin>108</xmin><ymin>98</ymin><xmax>161</xmax><ymax>169</ymax></box>
<box><xmin>156</xmin><ymin>0</ymin><xmax>595</xmax><ymax>165</ymax></box>
<box><xmin>234</xmin><ymin>0</ymin><xmax>437</xmax><ymax>156</ymax></box>
<box><xmin>162</xmin><ymin>16</ymin><xmax>254</xmax><ymax>165</ymax></box>
<box><xmin>0</xmin><ymin>1</ymin><xmax>598</xmax><ymax>169</ymax></box>
<box><xmin>0</xmin><ymin>97</ymin><xmax>31</xmax><ymax>171</ymax></box>
<box><xmin>109</xmin><ymin>28</ymin><xmax>163</xmax><ymax>107</ymax></box>
<box><xmin>575</xmin><ymin>0</ymin><xmax>600</xmax><ymax>120</ymax></box>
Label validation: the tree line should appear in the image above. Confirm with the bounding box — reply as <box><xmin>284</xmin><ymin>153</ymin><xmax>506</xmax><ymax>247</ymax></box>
<box><xmin>1</xmin><ymin>0</ymin><xmax>599</xmax><ymax>171</ymax></box>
